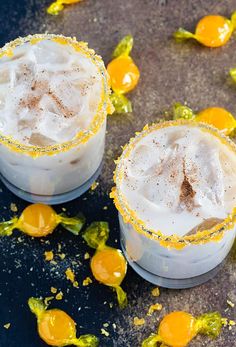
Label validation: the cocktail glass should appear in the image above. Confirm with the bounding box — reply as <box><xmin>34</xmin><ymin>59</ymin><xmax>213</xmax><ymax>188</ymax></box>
<box><xmin>0</xmin><ymin>34</ymin><xmax>112</xmax><ymax>204</ymax></box>
<box><xmin>111</xmin><ymin>120</ymin><xmax>236</xmax><ymax>288</ymax></box>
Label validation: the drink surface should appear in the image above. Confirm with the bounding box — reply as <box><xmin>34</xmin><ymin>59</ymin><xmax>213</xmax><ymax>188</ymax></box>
<box><xmin>118</xmin><ymin>124</ymin><xmax>236</xmax><ymax>236</ymax></box>
<box><xmin>0</xmin><ymin>38</ymin><xmax>103</xmax><ymax>146</ymax></box>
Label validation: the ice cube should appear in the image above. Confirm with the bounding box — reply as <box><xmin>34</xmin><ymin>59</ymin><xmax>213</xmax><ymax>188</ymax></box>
<box><xmin>32</xmin><ymin>40</ymin><xmax>73</xmax><ymax>70</ymax></box>
<box><xmin>139</xmin><ymin>148</ymin><xmax>184</xmax><ymax>210</ymax></box>
<box><xmin>29</xmin><ymin>132</ymin><xmax>56</xmax><ymax>147</ymax></box>
<box><xmin>185</xmin><ymin>138</ymin><xmax>224</xmax><ymax>209</ymax></box>
<box><xmin>0</xmin><ymin>68</ymin><xmax>10</xmax><ymax>84</ymax></box>
<box><xmin>185</xmin><ymin>218</ymin><xmax>224</xmax><ymax>235</ymax></box>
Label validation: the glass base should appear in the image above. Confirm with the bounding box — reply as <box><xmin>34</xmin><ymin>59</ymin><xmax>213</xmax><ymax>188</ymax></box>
<box><xmin>121</xmin><ymin>243</ymin><xmax>223</xmax><ymax>289</ymax></box>
<box><xmin>0</xmin><ymin>162</ymin><xmax>102</xmax><ymax>205</ymax></box>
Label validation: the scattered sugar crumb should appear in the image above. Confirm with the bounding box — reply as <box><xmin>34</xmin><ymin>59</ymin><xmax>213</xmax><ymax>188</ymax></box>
<box><xmin>151</xmin><ymin>287</ymin><xmax>160</xmax><ymax>297</ymax></box>
<box><xmin>51</xmin><ymin>287</ymin><xmax>57</xmax><ymax>294</ymax></box>
<box><xmin>222</xmin><ymin>318</ymin><xmax>236</xmax><ymax>331</ymax></box>
<box><xmin>227</xmin><ymin>300</ymin><xmax>235</xmax><ymax>308</ymax></box>
<box><xmin>65</xmin><ymin>268</ymin><xmax>75</xmax><ymax>282</ymax></box>
<box><xmin>103</xmin><ymin>206</ymin><xmax>108</xmax><ymax>210</ymax></box>
<box><xmin>50</xmin><ymin>260</ymin><xmax>57</xmax><ymax>266</ymax></box>
<box><xmin>3</xmin><ymin>323</ymin><xmax>11</xmax><ymax>329</ymax></box>
<box><xmin>65</xmin><ymin>268</ymin><xmax>79</xmax><ymax>287</ymax></box>
<box><xmin>58</xmin><ymin>253</ymin><xmax>66</xmax><ymax>260</ymax></box>
<box><xmin>103</xmin><ymin>323</ymin><xmax>109</xmax><ymax>328</ymax></box>
<box><xmin>58</xmin><ymin>243</ymin><xmax>62</xmax><ymax>252</ymax></box>
<box><xmin>229</xmin><ymin>320</ymin><xmax>236</xmax><ymax>326</ymax></box>
<box><xmin>91</xmin><ymin>181</ymin><xmax>99</xmax><ymax>191</ymax></box>
<box><xmin>133</xmin><ymin>317</ymin><xmax>145</xmax><ymax>326</ymax></box>
<box><xmin>44</xmin><ymin>251</ymin><xmax>54</xmax><ymax>261</ymax></box>
<box><xmin>101</xmin><ymin>328</ymin><xmax>109</xmax><ymax>337</ymax></box>
<box><xmin>147</xmin><ymin>303</ymin><xmax>163</xmax><ymax>316</ymax></box>
<box><xmin>44</xmin><ymin>296</ymin><xmax>54</xmax><ymax>306</ymax></box>
<box><xmin>83</xmin><ymin>277</ymin><xmax>93</xmax><ymax>286</ymax></box>
<box><xmin>109</xmin><ymin>303</ymin><xmax>113</xmax><ymax>309</ymax></box>
<box><xmin>84</xmin><ymin>252</ymin><xmax>90</xmax><ymax>260</ymax></box>
<box><xmin>112</xmin><ymin>323</ymin><xmax>117</xmax><ymax>329</ymax></box>
<box><xmin>10</xmin><ymin>203</ymin><xmax>18</xmax><ymax>212</ymax></box>
<box><xmin>62</xmin><ymin>208</ymin><xmax>67</xmax><ymax>212</ymax></box>
<box><xmin>55</xmin><ymin>291</ymin><xmax>63</xmax><ymax>300</ymax></box>
<box><xmin>222</xmin><ymin>318</ymin><xmax>228</xmax><ymax>326</ymax></box>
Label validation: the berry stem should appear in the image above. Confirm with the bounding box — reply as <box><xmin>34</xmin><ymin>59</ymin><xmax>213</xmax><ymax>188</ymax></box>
<box><xmin>230</xmin><ymin>11</ymin><xmax>236</xmax><ymax>30</ymax></box>
<box><xmin>195</xmin><ymin>312</ymin><xmax>222</xmax><ymax>338</ymax></box>
<box><xmin>115</xmin><ymin>285</ymin><xmax>128</xmax><ymax>309</ymax></box>
<box><xmin>83</xmin><ymin>221</ymin><xmax>109</xmax><ymax>250</ymax></box>
<box><xmin>60</xmin><ymin>213</ymin><xmax>85</xmax><ymax>235</ymax></box>
<box><xmin>173</xmin><ymin>102</ymin><xmax>195</xmax><ymax>120</ymax></box>
<box><xmin>112</xmin><ymin>35</ymin><xmax>134</xmax><ymax>59</ymax></box>
<box><xmin>28</xmin><ymin>297</ymin><xmax>46</xmax><ymax>319</ymax></box>
<box><xmin>47</xmin><ymin>1</ymin><xmax>64</xmax><ymax>15</ymax></box>
<box><xmin>72</xmin><ymin>334</ymin><xmax>99</xmax><ymax>347</ymax></box>
<box><xmin>174</xmin><ymin>28</ymin><xmax>196</xmax><ymax>41</ymax></box>
<box><xmin>0</xmin><ymin>217</ymin><xmax>18</xmax><ymax>236</ymax></box>
<box><xmin>141</xmin><ymin>333</ymin><xmax>162</xmax><ymax>346</ymax></box>
<box><xmin>110</xmin><ymin>93</ymin><xmax>132</xmax><ymax>114</ymax></box>
<box><xmin>230</xmin><ymin>68</ymin><xmax>236</xmax><ymax>82</ymax></box>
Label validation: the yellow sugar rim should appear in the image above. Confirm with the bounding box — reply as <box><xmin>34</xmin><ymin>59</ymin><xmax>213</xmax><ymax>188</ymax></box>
<box><xmin>0</xmin><ymin>34</ymin><xmax>113</xmax><ymax>157</ymax></box>
<box><xmin>111</xmin><ymin>119</ymin><xmax>236</xmax><ymax>249</ymax></box>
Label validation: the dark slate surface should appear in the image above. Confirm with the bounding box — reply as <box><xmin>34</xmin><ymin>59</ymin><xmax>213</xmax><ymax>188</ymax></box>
<box><xmin>0</xmin><ymin>0</ymin><xmax>235</xmax><ymax>346</ymax></box>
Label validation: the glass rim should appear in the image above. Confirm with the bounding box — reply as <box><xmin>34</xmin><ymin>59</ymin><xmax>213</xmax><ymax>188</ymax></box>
<box><xmin>0</xmin><ymin>34</ymin><xmax>112</xmax><ymax>157</ymax></box>
<box><xmin>111</xmin><ymin>119</ymin><xmax>236</xmax><ymax>249</ymax></box>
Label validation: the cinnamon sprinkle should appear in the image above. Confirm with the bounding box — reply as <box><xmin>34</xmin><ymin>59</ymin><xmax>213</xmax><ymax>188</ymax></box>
<box><xmin>48</xmin><ymin>89</ymin><xmax>76</xmax><ymax>118</ymax></box>
<box><xmin>19</xmin><ymin>79</ymin><xmax>76</xmax><ymax>119</ymax></box>
<box><xmin>19</xmin><ymin>95</ymin><xmax>41</xmax><ymax>110</ymax></box>
<box><xmin>179</xmin><ymin>161</ymin><xmax>196</xmax><ymax>211</ymax></box>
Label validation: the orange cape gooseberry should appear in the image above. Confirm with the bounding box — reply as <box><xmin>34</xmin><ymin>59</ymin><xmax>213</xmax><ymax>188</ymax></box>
<box><xmin>141</xmin><ymin>311</ymin><xmax>222</xmax><ymax>347</ymax></box>
<box><xmin>107</xmin><ymin>55</ymin><xmax>140</xmax><ymax>94</ymax></box>
<box><xmin>107</xmin><ymin>35</ymin><xmax>140</xmax><ymax>114</ymax></box>
<box><xmin>158</xmin><ymin>311</ymin><xmax>197</xmax><ymax>347</ymax></box>
<box><xmin>0</xmin><ymin>203</ymin><xmax>85</xmax><ymax>238</ymax></box>
<box><xmin>230</xmin><ymin>67</ymin><xmax>236</xmax><ymax>82</ymax></box>
<box><xmin>28</xmin><ymin>297</ymin><xmax>99</xmax><ymax>346</ymax></box>
<box><xmin>173</xmin><ymin>103</ymin><xmax>236</xmax><ymax>135</ymax></box>
<box><xmin>195</xmin><ymin>107</ymin><xmax>236</xmax><ymax>135</ymax></box>
<box><xmin>91</xmin><ymin>247</ymin><xmax>127</xmax><ymax>286</ymax></box>
<box><xmin>174</xmin><ymin>11</ymin><xmax>236</xmax><ymax>47</ymax></box>
<box><xmin>83</xmin><ymin>221</ymin><xmax>128</xmax><ymax>308</ymax></box>
<box><xmin>47</xmin><ymin>0</ymin><xmax>83</xmax><ymax>15</ymax></box>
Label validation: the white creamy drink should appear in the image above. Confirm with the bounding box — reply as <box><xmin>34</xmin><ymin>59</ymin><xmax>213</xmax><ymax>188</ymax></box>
<box><xmin>112</xmin><ymin>120</ymin><xmax>236</xmax><ymax>288</ymax></box>
<box><xmin>0</xmin><ymin>34</ymin><xmax>112</xmax><ymax>203</ymax></box>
